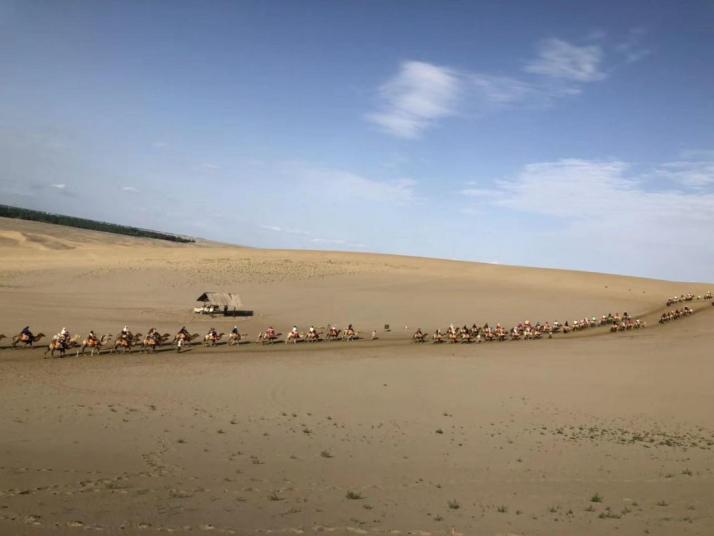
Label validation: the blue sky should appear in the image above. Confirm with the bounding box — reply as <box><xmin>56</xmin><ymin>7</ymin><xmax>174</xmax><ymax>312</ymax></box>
<box><xmin>1</xmin><ymin>1</ymin><xmax>713</xmax><ymax>281</ymax></box>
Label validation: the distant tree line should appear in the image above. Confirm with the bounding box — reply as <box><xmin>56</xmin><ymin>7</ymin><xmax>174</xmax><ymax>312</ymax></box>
<box><xmin>0</xmin><ymin>204</ymin><xmax>195</xmax><ymax>243</ymax></box>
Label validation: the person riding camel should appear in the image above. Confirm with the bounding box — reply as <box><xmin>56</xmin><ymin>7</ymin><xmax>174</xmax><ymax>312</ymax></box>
<box><xmin>87</xmin><ymin>330</ymin><xmax>97</xmax><ymax>343</ymax></box>
<box><xmin>208</xmin><ymin>327</ymin><xmax>218</xmax><ymax>340</ymax></box>
<box><xmin>59</xmin><ymin>328</ymin><xmax>70</xmax><ymax>348</ymax></box>
<box><xmin>267</xmin><ymin>326</ymin><xmax>276</xmax><ymax>338</ymax></box>
<box><xmin>20</xmin><ymin>326</ymin><xmax>33</xmax><ymax>341</ymax></box>
<box><xmin>178</xmin><ymin>326</ymin><xmax>189</xmax><ymax>338</ymax></box>
<box><xmin>231</xmin><ymin>325</ymin><xmax>240</xmax><ymax>335</ymax></box>
<box><xmin>120</xmin><ymin>326</ymin><xmax>130</xmax><ymax>341</ymax></box>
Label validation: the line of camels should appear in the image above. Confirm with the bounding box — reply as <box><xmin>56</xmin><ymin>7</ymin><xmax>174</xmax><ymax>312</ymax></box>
<box><xmin>2</xmin><ymin>326</ymin><xmax>364</xmax><ymax>357</ymax></box>
<box><xmin>1</xmin><ymin>292</ymin><xmax>711</xmax><ymax>358</ymax></box>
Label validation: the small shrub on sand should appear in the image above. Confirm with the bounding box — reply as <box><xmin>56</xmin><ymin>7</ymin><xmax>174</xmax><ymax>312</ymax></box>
<box><xmin>447</xmin><ymin>500</ymin><xmax>460</xmax><ymax>510</ymax></box>
<box><xmin>346</xmin><ymin>490</ymin><xmax>363</xmax><ymax>500</ymax></box>
<box><xmin>591</xmin><ymin>493</ymin><xmax>603</xmax><ymax>503</ymax></box>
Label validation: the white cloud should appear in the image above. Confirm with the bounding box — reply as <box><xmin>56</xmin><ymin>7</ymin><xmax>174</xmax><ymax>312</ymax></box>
<box><xmin>368</xmin><ymin>38</ymin><xmax>616</xmax><ymax>139</ymax></box>
<box><xmin>525</xmin><ymin>38</ymin><xmax>605</xmax><ymax>82</ymax></box>
<box><xmin>489</xmin><ymin>159</ymin><xmax>714</xmax><ymax>245</ymax></box>
<box><xmin>468</xmin><ymin>74</ymin><xmax>535</xmax><ymax>106</ymax></box>
<box><xmin>288</xmin><ymin>163</ymin><xmax>417</xmax><ymax>204</ymax></box>
<box><xmin>310</xmin><ymin>237</ymin><xmax>346</xmax><ymax>245</ymax></box>
<box><xmin>459</xmin><ymin>187</ymin><xmax>496</xmax><ymax>198</ymax></box>
<box><xmin>367</xmin><ymin>61</ymin><xmax>460</xmax><ymax>139</ymax></box>
<box><xmin>50</xmin><ymin>183</ymin><xmax>66</xmax><ymax>189</ymax></box>
<box><xmin>653</xmin><ymin>160</ymin><xmax>714</xmax><ymax>189</ymax></box>
<box><xmin>259</xmin><ymin>225</ymin><xmax>310</xmax><ymax>236</ymax></box>
<box><xmin>121</xmin><ymin>186</ymin><xmax>139</xmax><ymax>193</ymax></box>
<box><xmin>615</xmin><ymin>27</ymin><xmax>651</xmax><ymax>64</ymax></box>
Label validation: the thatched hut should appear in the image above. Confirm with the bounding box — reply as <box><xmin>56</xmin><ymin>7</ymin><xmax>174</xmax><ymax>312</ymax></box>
<box><xmin>195</xmin><ymin>292</ymin><xmax>252</xmax><ymax>316</ymax></box>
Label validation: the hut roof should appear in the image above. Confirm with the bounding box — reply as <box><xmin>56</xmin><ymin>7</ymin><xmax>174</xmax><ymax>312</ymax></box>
<box><xmin>196</xmin><ymin>292</ymin><xmax>243</xmax><ymax>309</ymax></box>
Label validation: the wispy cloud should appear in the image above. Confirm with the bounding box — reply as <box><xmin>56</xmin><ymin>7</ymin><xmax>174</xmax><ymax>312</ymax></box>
<box><xmin>50</xmin><ymin>183</ymin><xmax>66</xmax><ymax>190</ymax></box>
<box><xmin>485</xmin><ymin>158</ymin><xmax>714</xmax><ymax>244</ymax></box>
<box><xmin>259</xmin><ymin>224</ymin><xmax>310</xmax><ymax>236</ymax></box>
<box><xmin>615</xmin><ymin>27</ymin><xmax>652</xmax><ymax>64</ymax></box>
<box><xmin>525</xmin><ymin>38</ymin><xmax>605</xmax><ymax>82</ymax></box>
<box><xmin>366</xmin><ymin>61</ymin><xmax>460</xmax><ymax>139</ymax></box>
<box><xmin>287</xmin><ymin>163</ymin><xmax>417</xmax><ymax>204</ymax></box>
<box><xmin>121</xmin><ymin>186</ymin><xmax>139</xmax><ymax>193</ymax></box>
<box><xmin>653</xmin><ymin>160</ymin><xmax>714</xmax><ymax>189</ymax></box>
<box><xmin>368</xmin><ymin>36</ymin><xmax>630</xmax><ymax>139</ymax></box>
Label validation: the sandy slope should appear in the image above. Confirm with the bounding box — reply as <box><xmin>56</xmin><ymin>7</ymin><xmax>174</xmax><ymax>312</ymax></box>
<box><xmin>1</xmin><ymin>217</ymin><xmax>713</xmax><ymax>535</ymax></box>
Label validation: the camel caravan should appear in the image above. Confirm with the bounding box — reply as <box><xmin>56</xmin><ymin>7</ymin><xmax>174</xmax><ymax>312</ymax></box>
<box><xmin>1</xmin><ymin>291</ymin><xmax>711</xmax><ymax>358</ymax></box>
<box><xmin>659</xmin><ymin>307</ymin><xmax>694</xmax><ymax>324</ymax></box>
<box><xmin>411</xmin><ymin>310</ymin><xmax>653</xmax><ymax>344</ymax></box>
<box><xmin>666</xmin><ymin>291</ymin><xmax>711</xmax><ymax>307</ymax></box>
<box><xmin>276</xmin><ymin>324</ymin><xmax>362</xmax><ymax>344</ymax></box>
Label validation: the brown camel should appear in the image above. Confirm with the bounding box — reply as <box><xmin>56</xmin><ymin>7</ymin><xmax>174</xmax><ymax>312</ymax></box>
<box><xmin>257</xmin><ymin>330</ymin><xmax>281</xmax><ymax>344</ymax></box>
<box><xmin>204</xmin><ymin>332</ymin><xmax>224</xmax><ymax>347</ymax></box>
<box><xmin>12</xmin><ymin>333</ymin><xmax>45</xmax><ymax>348</ymax></box>
<box><xmin>78</xmin><ymin>334</ymin><xmax>111</xmax><ymax>356</ymax></box>
<box><xmin>114</xmin><ymin>333</ymin><xmax>141</xmax><ymax>353</ymax></box>
<box><xmin>228</xmin><ymin>332</ymin><xmax>242</xmax><ymax>346</ymax></box>
<box><xmin>142</xmin><ymin>333</ymin><xmax>169</xmax><ymax>353</ymax></box>
<box><xmin>44</xmin><ymin>338</ymin><xmax>69</xmax><ymax>358</ymax></box>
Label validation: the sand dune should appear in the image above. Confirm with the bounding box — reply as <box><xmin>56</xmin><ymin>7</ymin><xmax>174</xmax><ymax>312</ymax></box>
<box><xmin>1</xmin><ymin>217</ymin><xmax>713</xmax><ymax>535</ymax></box>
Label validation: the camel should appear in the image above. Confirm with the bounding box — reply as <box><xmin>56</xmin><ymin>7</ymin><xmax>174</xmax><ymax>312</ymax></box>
<box><xmin>142</xmin><ymin>333</ymin><xmax>169</xmax><ymax>353</ymax></box>
<box><xmin>175</xmin><ymin>332</ymin><xmax>198</xmax><ymax>352</ymax></box>
<box><xmin>412</xmin><ymin>330</ymin><xmax>427</xmax><ymax>343</ymax></box>
<box><xmin>204</xmin><ymin>332</ymin><xmax>224</xmax><ymax>347</ymax></box>
<box><xmin>342</xmin><ymin>328</ymin><xmax>359</xmax><ymax>341</ymax></box>
<box><xmin>45</xmin><ymin>337</ymin><xmax>71</xmax><ymax>358</ymax></box>
<box><xmin>305</xmin><ymin>329</ymin><xmax>321</xmax><ymax>342</ymax></box>
<box><xmin>77</xmin><ymin>334</ymin><xmax>111</xmax><ymax>356</ymax></box>
<box><xmin>173</xmin><ymin>332</ymin><xmax>198</xmax><ymax>350</ymax></box>
<box><xmin>446</xmin><ymin>327</ymin><xmax>459</xmax><ymax>343</ymax></box>
<box><xmin>285</xmin><ymin>331</ymin><xmax>303</xmax><ymax>344</ymax></box>
<box><xmin>12</xmin><ymin>332</ymin><xmax>45</xmax><ymax>348</ymax></box>
<box><xmin>325</xmin><ymin>327</ymin><xmax>341</xmax><ymax>341</ymax></box>
<box><xmin>257</xmin><ymin>330</ymin><xmax>281</xmax><ymax>344</ymax></box>
<box><xmin>114</xmin><ymin>333</ymin><xmax>141</xmax><ymax>353</ymax></box>
<box><xmin>432</xmin><ymin>330</ymin><xmax>444</xmax><ymax>343</ymax></box>
<box><xmin>228</xmin><ymin>332</ymin><xmax>242</xmax><ymax>346</ymax></box>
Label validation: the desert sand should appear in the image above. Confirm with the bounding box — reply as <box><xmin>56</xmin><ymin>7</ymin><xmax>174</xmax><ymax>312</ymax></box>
<box><xmin>1</xmin><ymin>216</ymin><xmax>713</xmax><ymax>535</ymax></box>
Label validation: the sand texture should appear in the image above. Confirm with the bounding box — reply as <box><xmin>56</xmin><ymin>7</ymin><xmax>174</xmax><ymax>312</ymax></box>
<box><xmin>1</xmin><ymin>217</ymin><xmax>713</xmax><ymax>535</ymax></box>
